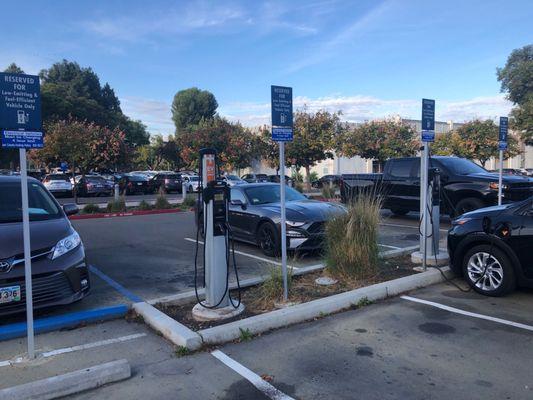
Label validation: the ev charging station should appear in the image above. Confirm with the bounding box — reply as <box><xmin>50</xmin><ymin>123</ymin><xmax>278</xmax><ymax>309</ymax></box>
<box><xmin>497</xmin><ymin>116</ymin><xmax>508</xmax><ymax>206</ymax></box>
<box><xmin>412</xmin><ymin>99</ymin><xmax>448</xmax><ymax>268</ymax></box>
<box><xmin>192</xmin><ymin>148</ymin><xmax>244</xmax><ymax>321</ymax></box>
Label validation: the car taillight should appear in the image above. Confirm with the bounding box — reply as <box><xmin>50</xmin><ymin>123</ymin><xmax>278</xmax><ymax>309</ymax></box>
<box><xmin>165</xmin><ymin>178</ymin><xmax>170</xmax><ymax>184</ymax></box>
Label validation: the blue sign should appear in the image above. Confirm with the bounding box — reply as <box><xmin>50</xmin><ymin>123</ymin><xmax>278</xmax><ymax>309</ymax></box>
<box><xmin>421</xmin><ymin>98</ymin><xmax>435</xmax><ymax>142</ymax></box>
<box><xmin>271</xmin><ymin>85</ymin><xmax>293</xmax><ymax>142</ymax></box>
<box><xmin>60</xmin><ymin>161</ymin><xmax>68</xmax><ymax>172</ymax></box>
<box><xmin>0</xmin><ymin>73</ymin><xmax>42</xmax><ymax>132</ymax></box>
<box><xmin>2</xmin><ymin>130</ymin><xmax>43</xmax><ymax>149</ymax></box>
<box><xmin>499</xmin><ymin>116</ymin><xmax>508</xmax><ymax>142</ymax></box>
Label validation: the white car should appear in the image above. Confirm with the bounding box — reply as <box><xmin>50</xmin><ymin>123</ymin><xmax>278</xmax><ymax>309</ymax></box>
<box><xmin>43</xmin><ymin>174</ymin><xmax>73</xmax><ymax>197</ymax></box>
<box><xmin>222</xmin><ymin>174</ymin><xmax>247</xmax><ymax>187</ymax></box>
<box><xmin>183</xmin><ymin>175</ymin><xmax>200</xmax><ymax>192</ymax></box>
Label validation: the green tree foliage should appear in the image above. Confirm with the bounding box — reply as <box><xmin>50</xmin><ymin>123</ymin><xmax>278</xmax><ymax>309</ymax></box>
<box><xmin>180</xmin><ymin>116</ymin><xmax>259</xmax><ymax>171</ymax></box>
<box><xmin>432</xmin><ymin>120</ymin><xmax>520</xmax><ymax>167</ymax></box>
<box><xmin>339</xmin><ymin>119</ymin><xmax>418</xmax><ymax>163</ymax></box>
<box><xmin>497</xmin><ymin>45</ymin><xmax>533</xmax><ymax>145</ymax></box>
<box><xmin>4</xmin><ymin>63</ymin><xmax>24</xmax><ymax>74</ymax></box>
<box><xmin>285</xmin><ymin>110</ymin><xmax>342</xmax><ymax>188</ymax></box>
<box><xmin>172</xmin><ymin>87</ymin><xmax>218</xmax><ymax>134</ymax></box>
<box><xmin>39</xmin><ymin>60</ymin><xmax>149</xmax><ymax>147</ymax></box>
<box><xmin>31</xmin><ymin>118</ymin><xmax>129</xmax><ymax>174</ymax></box>
<box><xmin>133</xmin><ymin>135</ymin><xmax>183</xmax><ymax>170</ymax></box>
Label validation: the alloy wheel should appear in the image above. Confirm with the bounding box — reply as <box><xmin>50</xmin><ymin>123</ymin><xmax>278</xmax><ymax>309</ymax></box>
<box><xmin>466</xmin><ymin>251</ymin><xmax>504</xmax><ymax>291</ymax></box>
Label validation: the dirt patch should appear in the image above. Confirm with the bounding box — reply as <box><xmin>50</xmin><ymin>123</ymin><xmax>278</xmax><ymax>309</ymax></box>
<box><xmin>155</xmin><ymin>255</ymin><xmax>418</xmax><ymax>331</ymax></box>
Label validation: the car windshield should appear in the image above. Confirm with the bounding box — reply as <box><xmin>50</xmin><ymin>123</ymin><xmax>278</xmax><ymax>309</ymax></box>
<box><xmin>46</xmin><ymin>175</ymin><xmax>70</xmax><ymax>182</ymax></box>
<box><xmin>87</xmin><ymin>176</ymin><xmax>105</xmax><ymax>183</ymax></box>
<box><xmin>189</xmin><ymin>176</ymin><xmax>199</xmax><ymax>181</ymax></box>
<box><xmin>128</xmin><ymin>175</ymin><xmax>147</xmax><ymax>182</ymax></box>
<box><xmin>244</xmin><ymin>185</ymin><xmax>306</xmax><ymax>205</ymax></box>
<box><xmin>438</xmin><ymin>158</ymin><xmax>487</xmax><ymax>175</ymax></box>
<box><xmin>0</xmin><ymin>181</ymin><xmax>62</xmax><ymax>223</ymax></box>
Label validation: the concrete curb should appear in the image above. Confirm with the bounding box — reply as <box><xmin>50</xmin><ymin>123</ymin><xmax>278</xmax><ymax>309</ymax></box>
<box><xmin>0</xmin><ymin>359</ymin><xmax>131</xmax><ymax>400</ymax></box>
<box><xmin>198</xmin><ymin>266</ymin><xmax>453</xmax><ymax>345</ymax></box>
<box><xmin>381</xmin><ymin>245</ymin><xmax>419</xmax><ymax>259</ymax></box>
<box><xmin>133</xmin><ymin>302</ymin><xmax>202</xmax><ymax>350</ymax></box>
<box><xmin>147</xmin><ymin>263</ymin><xmax>326</xmax><ymax>306</ymax></box>
<box><xmin>70</xmin><ymin>208</ymin><xmax>185</xmax><ymax>220</ymax></box>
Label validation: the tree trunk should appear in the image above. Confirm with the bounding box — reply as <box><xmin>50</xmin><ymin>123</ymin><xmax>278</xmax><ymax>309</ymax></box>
<box><xmin>305</xmin><ymin>165</ymin><xmax>311</xmax><ymax>192</ymax></box>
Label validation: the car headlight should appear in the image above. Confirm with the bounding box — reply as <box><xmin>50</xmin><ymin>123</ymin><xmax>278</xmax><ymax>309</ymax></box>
<box><xmin>286</xmin><ymin>221</ymin><xmax>306</xmax><ymax>227</ymax></box>
<box><xmin>50</xmin><ymin>231</ymin><xmax>82</xmax><ymax>260</ymax></box>
<box><xmin>452</xmin><ymin>217</ymin><xmax>473</xmax><ymax>226</ymax></box>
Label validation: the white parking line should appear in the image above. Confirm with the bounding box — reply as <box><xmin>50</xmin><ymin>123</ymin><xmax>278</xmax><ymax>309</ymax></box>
<box><xmin>0</xmin><ymin>333</ymin><xmax>147</xmax><ymax>368</ymax></box>
<box><xmin>401</xmin><ymin>295</ymin><xmax>533</xmax><ymax>332</ymax></box>
<box><xmin>212</xmin><ymin>350</ymin><xmax>295</xmax><ymax>400</ymax></box>
<box><xmin>184</xmin><ymin>238</ymin><xmax>301</xmax><ymax>270</ymax></box>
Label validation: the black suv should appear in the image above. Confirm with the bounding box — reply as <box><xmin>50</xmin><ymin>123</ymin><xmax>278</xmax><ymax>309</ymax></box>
<box><xmin>448</xmin><ymin>197</ymin><xmax>533</xmax><ymax>296</ymax></box>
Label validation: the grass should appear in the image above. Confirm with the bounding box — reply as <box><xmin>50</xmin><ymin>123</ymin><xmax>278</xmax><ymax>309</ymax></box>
<box><xmin>154</xmin><ymin>188</ymin><xmax>171</xmax><ymax>209</ymax></box>
<box><xmin>321</xmin><ymin>185</ymin><xmax>336</xmax><ymax>199</ymax></box>
<box><xmin>252</xmin><ymin>266</ymin><xmax>293</xmax><ymax>309</ymax></box>
<box><xmin>182</xmin><ymin>193</ymin><xmax>197</xmax><ymax>208</ymax></box>
<box><xmin>106</xmin><ymin>197</ymin><xmax>126</xmax><ymax>212</ymax></box>
<box><xmin>324</xmin><ymin>191</ymin><xmax>383</xmax><ymax>281</ymax></box>
<box><xmin>175</xmin><ymin>346</ymin><xmax>190</xmax><ymax>357</ymax></box>
<box><xmin>137</xmin><ymin>199</ymin><xmax>153</xmax><ymax>210</ymax></box>
<box><xmin>81</xmin><ymin>203</ymin><xmax>101</xmax><ymax>214</ymax></box>
<box><xmin>239</xmin><ymin>328</ymin><xmax>253</xmax><ymax>342</ymax></box>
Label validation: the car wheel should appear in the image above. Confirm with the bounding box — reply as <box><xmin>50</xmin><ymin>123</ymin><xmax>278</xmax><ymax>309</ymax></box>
<box><xmin>390</xmin><ymin>208</ymin><xmax>409</xmax><ymax>216</ymax></box>
<box><xmin>455</xmin><ymin>197</ymin><xmax>485</xmax><ymax>217</ymax></box>
<box><xmin>257</xmin><ymin>222</ymin><xmax>280</xmax><ymax>257</ymax></box>
<box><xmin>462</xmin><ymin>244</ymin><xmax>516</xmax><ymax>296</ymax></box>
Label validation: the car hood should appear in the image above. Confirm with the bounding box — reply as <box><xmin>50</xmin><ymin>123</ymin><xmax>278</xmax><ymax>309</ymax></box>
<box><xmin>261</xmin><ymin>200</ymin><xmax>346</xmax><ymax>221</ymax></box>
<box><xmin>460</xmin><ymin>203</ymin><xmax>515</xmax><ymax>220</ymax></box>
<box><xmin>0</xmin><ymin>218</ymin><xmax>72</xmax><ymax>259</ymax></box>
<box><xmin>465</xmin><ymin>173</ymin><xmax>533</xmax><ymax>183</ymax></box>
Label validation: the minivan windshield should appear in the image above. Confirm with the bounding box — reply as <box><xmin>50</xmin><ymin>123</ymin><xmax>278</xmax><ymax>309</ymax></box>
<box><xmin>0</xmin><ymin>181</ymin><xmax>62</xmax><ymax>223</ymax></box>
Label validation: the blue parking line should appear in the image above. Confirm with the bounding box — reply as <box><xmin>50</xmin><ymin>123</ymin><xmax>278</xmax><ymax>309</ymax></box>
<box><xmin>89</xmin><ymin>265</ymin><xmax>143</xmax><ymax>303</ymax></box>
<box><xmin>0</xmin><ymin>305</ymin><xmax>128</xmax><ymax>341</ymax></box>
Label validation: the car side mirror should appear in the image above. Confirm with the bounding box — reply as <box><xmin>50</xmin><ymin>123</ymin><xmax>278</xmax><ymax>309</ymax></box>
<box><xmin>63</xmin><ymin>204</ymin><xmax>79</xmax><ymax>216</ymax></box>
<box><xmin>231</xmin><ymin>199</ymin><xmax>246</xmax><ymax>209</ymax></box>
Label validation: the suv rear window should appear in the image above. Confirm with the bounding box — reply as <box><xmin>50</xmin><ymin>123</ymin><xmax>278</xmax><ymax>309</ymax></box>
<box><xmin>389</xmin><ymin>159</ymin><xmax>414</xmax><ymax>178</ymax></box>
<box><xmin>0</xmin><ymin>182</ymin><xmax>62</xmax><ymax>223</ymax></box>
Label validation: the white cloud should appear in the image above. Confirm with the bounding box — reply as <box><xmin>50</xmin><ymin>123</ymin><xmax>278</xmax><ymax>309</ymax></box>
<box><xmin>120</xmin><ymin>96</ymin><xmax>174</xmax><ymax>136</ymax></box>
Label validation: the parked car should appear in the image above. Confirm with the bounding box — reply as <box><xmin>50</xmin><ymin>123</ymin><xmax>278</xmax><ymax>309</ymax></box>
<box><xmin>448</xmin><ymin>196</ymin><xmax>533</xmax><ymax>296</ymax></box>
<box><xmin>150</xmin><ymin>172</ymin><xmax>182</xmax><ymax>193</ymax></box>
<box><xmin>183</xmin><ymin>175</ymin><xmax>200</xmax><ymax>193</ymax></box>
<box><xmin>312</xmin><ymin>174</ymin><xmax>341</xmax><ymax>188</ymax></box>
<box><xmin>241</xmin><ymin>173</ymin><xmax>269</xmax><ymax>183</ymax></box>
<box><xmin>267</xmin><ymin>175</ymin><xmax>293</xmax><ymax>185</ymax></box>
<box><xmin>74</xmin><ymin>175</ymin><xmax>113</xmax><ymax>197</ymax></box>
<box><xmin>196</xmin><ymin>183</ymin><xmax>346</xmax><ymax>256</ymax></box>
<box><xmin>222</xmin><ymin>174</ymin><xmax>247</xmax><ymax>187</ymax></box>
<box><xmin>119</xmin><ymin>174</ymin><xmax>154</xmax><ymax>195</ymax></box>
<box><xmin>0</xmin><ymin>175</ymin><xmax>90</xmax><ymax>317</ymax></box>
<box><xmin>340</xmin><ymin>156</ymin><xmax>533</xmax><ymax>217</ymax></box>
<box><xmin>42</xmin><ymin>174</ymin><xmax>73</xmax><ymax>197</ymax></box>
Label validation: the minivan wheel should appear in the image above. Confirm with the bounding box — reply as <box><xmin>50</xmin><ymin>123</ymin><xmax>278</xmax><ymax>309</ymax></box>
<box><xmin>257</xmin><ymin>223</ymin><xmax>280</xmax><ymax>257</ymax></box>
<box><xmin>455</xmin><ymin>197</ymin><xmax>484</xmax><ymax>217</ymax></box>
<box><xmin>462</xmin><ymin>245</ymin><xmax>515</xmax><ymax>296</ymax></box>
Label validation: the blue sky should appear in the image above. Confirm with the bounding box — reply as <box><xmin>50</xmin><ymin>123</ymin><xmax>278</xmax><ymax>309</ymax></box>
<box><xmin>2</xmin><ymin>0</ymin><xmax>532</xmax><ymax>135</ymax></box>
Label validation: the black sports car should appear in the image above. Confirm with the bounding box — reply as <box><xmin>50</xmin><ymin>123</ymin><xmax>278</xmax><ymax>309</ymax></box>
<box><xmin>448</xmin><ymin>196</ymin><xmax>533</xmax><ymax>296</ymax></box>
<box><xmin>196</xmin><ymin>183</ymin><xmax>346</xmax><ymax>256</ymax></box>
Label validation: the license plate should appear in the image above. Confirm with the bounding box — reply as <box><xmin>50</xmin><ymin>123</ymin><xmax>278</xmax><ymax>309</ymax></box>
<box><xmin>0</xmin><ymin>286</ymin><xmax>21</xmax><ymax>304</ymax></box>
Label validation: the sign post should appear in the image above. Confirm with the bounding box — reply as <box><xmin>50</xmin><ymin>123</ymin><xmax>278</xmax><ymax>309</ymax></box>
<box><xmin>271</xmin><ymin>85</ymin><xmax>293</xmax><ymax>302</ymax></box>
<box><xmin>0</xmin><ymin>72</ymin><xmax>43</xmax><ymax>359</ymax></box>
<box><xmin>420</xmin><ymin>99</ymin><xmax>435</xmax><ymax>271</ymax></box>
<box><xmin>498</xmin><ymin>116</ymin><xmax>508</xmax><ymax>206</ymax></box>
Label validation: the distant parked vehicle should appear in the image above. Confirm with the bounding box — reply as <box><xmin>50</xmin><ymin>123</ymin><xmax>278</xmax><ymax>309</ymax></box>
<box><xmin>119</xmin><ymin>174</ymin><xmax>154</xmax><ymax>195</ymax></box>
<box><xmin>222</xmin><ymin>174</ymin><xmax>247</xmax><ymax>187</ymax></box>
<box><xmin>150</xmin><ymin>172</ymin><xmax>182</xmax><ymax>193</ymax></box>
<box><xmin>267</xmin><ymin>175</ymin><xmax>293</xmax><ymax>185</ymax></box>
<box><xmin>74</xmin><ymin>175</ymin><xmax>113</xmax><ymax>197</ymax></box>
<box><xmin>241</xmin><ymin>173</ymin><xmax>269</xmax><ymax>183</ymax></box>
<box><xmin>42</xmin><ymin>174</ymin><xmax>73</xmax><ymax>197</ymax></box>
<box><xmin>312</xmin><ymin>174</ymin><xmax>341</xmax><ymax>188</ymax></box>
<box><xmin>183</xmin><ymin>175</ymin><xmax>200</xmax><ymax>192</ymax></box>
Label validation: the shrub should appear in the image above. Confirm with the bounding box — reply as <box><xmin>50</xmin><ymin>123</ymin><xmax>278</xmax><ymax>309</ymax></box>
<box><xmin>294</xmin><ymin>182</ymin><xmax>304</xmax><ymax>193</ymax></box>
<box><xmin>291</xmin><ymin>171</ymin><xmax>303</xmax><ymax>183</ymax></box>
<box><xmin>325</xmin><ymin>192</ymin><xmax>383</xmax><ymax>280</ymax></box>
<box><xmin>183</xmin><ymin>194</ymin><xmax>197</xmax><ymax>208</ymax></box>
<box><xmin>321</xmin><ymin>185</ymin><xmax>336</xmax><ymax>199</ymax></box>
<box><xmin>255</xmin><ymin>266</ymin><xmax>293</xmax><ymax>307</ymax></box>
<box><xmin>309</xmin><ymin>171</ymin><xmax>319</xmax><ymax>182</ymax></box>
<box><xmin>82</xmin><ymin>203</ymin><xmax>101</xmax><ymax>214</ymax></box>
<box><xmin>154</xmin><ymin>190</ymin><xmax>171</xmax><ymax>209</ymax></box>
<box><xmin>137</xmin><ymin>200</ymin><xmax>152</xmax><ymax>211</ymax></box>
<box><xmin>106</xmin><ymin>197</ymin><xmax>126</xmax><ymax>213</ymax></box>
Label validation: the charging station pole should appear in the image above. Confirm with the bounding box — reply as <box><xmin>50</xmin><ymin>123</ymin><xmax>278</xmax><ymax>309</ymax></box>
<box><xmin>0</xmin><ymin>72</ymin><xmax>43</xmax><ymax>359</ymax></box>
<box><xmin>271</xmin><ymin>85</ymin><xmax>293</xmax><ymax>302</ymax></box>
<box><xmin>420</xmin><ymin>99</ymin><xmax>435</xmax><ymax>271</ymax></box>
<box><xmin>498</xmin><ymin>117</ymin><xmax>508</xmax><ymax>206</ymax></box>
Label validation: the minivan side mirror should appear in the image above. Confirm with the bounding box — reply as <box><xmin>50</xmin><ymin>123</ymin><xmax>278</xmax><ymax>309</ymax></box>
<box><xmin>63</xmin><ymin>204</ymin><xmax>79</xmax><ymax>216</ymax></box>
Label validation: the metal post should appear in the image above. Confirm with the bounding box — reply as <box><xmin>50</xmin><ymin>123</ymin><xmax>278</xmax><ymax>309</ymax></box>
<box><xmin>114</xmin><ymin>184</ymin><xmax>119</xmax><ymax>201</ymax></box>
<box><xmin>279</xmin><ymin>142</ymin><xmax>288</xmax><ymax>301</ymax></box>
<box><xmin>20</xmin><ymin>149</ymin><xmax>35</xmax><ymax>359</ymax></box>
<box><xmin>420</xmin><ymin>144</ymin><xmax>429</xmax><ymax>271</ymax></box>
<box><xmin>498</xmin><ymin>149</ymin><xmax>503</xmax><ymax>206</ymax></box>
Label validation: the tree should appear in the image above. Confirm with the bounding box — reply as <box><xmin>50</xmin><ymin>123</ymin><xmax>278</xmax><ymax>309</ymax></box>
<box><xmin>497</xmin><ymin>45</ymin><xmax>533</xmax><ymax>145</ymax></box>
<box><xmin>39</xmin><ymin>60</ymin><xmax>149</xmax><ymax>147</ymax></box>
<box><xmin>339</xmin><ymin>119</ymin><xmax>418</xmax><ymax>165</ymax></box>
<box><xmin>257</xmin><ymin>126</ymin><xmax>280</xmax><ymax>171</ymax></box>
<box><xmin>4</xmin><ymin>63</ymin><xmax>24</xmax><ymax>74</ymax></box>
<box><xmin>285</xmin><ymin>110</ymin><xmax>342</xmax><ymax>189</ymax></box>
<box><xmin>31</xmin><ymin>118</ymin><xmax>129</xmax><ymax>175</ymax></box>
<box><xmin>133</xmin><ymin>135</ymin><xmax>184</xmax><ymax>170</ymax></box>
<box><xmin>171</xmin><ymin>88</ymin><xmax>218</xmax><ymax>134</ymax></box>
<box><xmin>434</xmin><ymin>120</ymin><xmax>520</xmax><ymax>167</ymax></box>
<box><xmin>180</xmin><ymin>116</ymin><xmax>258</xmax><ymax>171</ymax></box>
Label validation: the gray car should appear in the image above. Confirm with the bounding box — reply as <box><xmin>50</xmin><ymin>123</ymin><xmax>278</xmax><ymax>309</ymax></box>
<box><xmin>0</xmin><ymin>176</ymin><xmax>90</xmax><ymax>317</ymax></box>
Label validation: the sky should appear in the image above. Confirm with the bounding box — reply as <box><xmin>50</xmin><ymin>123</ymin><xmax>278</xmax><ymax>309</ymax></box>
<box><xmin>2</xmin><ymin>0</ymin><xmax>532</xmax><ymax>136</ymax></box>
